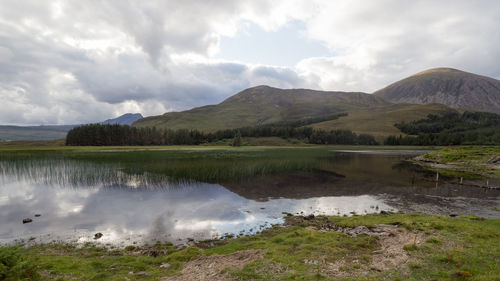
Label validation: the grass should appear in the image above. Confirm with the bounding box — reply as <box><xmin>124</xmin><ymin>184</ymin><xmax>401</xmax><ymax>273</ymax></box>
<box><xmin>311</xmin><ymin>103</ymin><xmax>457</xmax><ymax>142</ymax></box>
<box><xmin>0</xmin><ymin>147</ymin><xmax>330</xmax><ymax>184</ymax></box>
<box><xmin>2</xmin><ymin>213</ymin><xmax>498</xmax><ymax>280</ymax></box>
<box><xmin>0</xmin><ymin>145</ymin><xmax>435</xmax><ymax>184</ymax></box>
<box><xmin>419</xmin><ymin>146</ymin><xmax>500</xmax><ymax>178</ymax></box>
<box><xmin>0</xmin><ymin>139</ymin><xmax>65</xmax><ymax>147</ymax></box>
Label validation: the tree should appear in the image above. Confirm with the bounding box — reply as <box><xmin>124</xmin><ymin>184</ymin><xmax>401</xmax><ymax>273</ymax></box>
<box><xmin>232</xmin><ymin>131</ymin><xmax>243</xmax><ymax>147</ymax></box>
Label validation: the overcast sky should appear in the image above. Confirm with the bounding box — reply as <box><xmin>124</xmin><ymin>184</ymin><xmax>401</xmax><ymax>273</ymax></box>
<box><xmin>1</xmin><ymin>0</ymin><xmax>500</xmax><ymax>125</ymax></box>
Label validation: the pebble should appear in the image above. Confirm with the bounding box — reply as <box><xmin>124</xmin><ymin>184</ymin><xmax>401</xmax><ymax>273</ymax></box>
<box><xmin>160</xmin><ymin>262</ymin><xmax>171</xmax><ymax>269</ymax></box>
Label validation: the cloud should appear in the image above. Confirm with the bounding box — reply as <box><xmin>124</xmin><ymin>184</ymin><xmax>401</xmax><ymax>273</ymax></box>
<box><xmin>296</xmin><ymin>0</ymin><xmax>500</xmax><ymax>91</ymax></box>
<box><xmin>1</xmin><ymin>0</ymin><xmax>500</xmax><ymax>124</ymax></box>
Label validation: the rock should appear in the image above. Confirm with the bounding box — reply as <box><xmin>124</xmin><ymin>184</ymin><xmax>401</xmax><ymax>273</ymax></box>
<box><xmin>128</xmin><ymin>271</ymin><xmax>134</xmax><ymax>275</ymax></box>
<box><xmin>449</xmin><ymin>214</ymin><xmax>458</xmax><ymax>217</ymax></box>
<box><xmin>487</xmin><ymin>156</ymin><xmax>500</xmax><ymax>164</ymax></box>
<box><xmin>22</xmin><ymin>218</ymin><xmax>32</xmax><ymax>224</ymax></box>
<box><xmin>304</xmin><ymin>259</ymin><xmax>319</xmax><ymax>265</ymax></box>
<box><xmin>34</xmin><ymin>214</ymin><xmax>41</xmax><ymax>217</ymax></box>
<box><xmin>160</xmin><ymin>262</ymin><xmax>171</xmax><ymax>269</ymax></box>
<box><xmin>94</xmin><ymin>232</ymin><xmax>103</xmax><ymax>239</ymax></box>
<box><xmin>136</xmin><ymin>271</ymin><xmax>151</xmax><ymax>277</ymax></box>
<box><xmin>347</xmin><ymin>226</ymin><xmax>371</xmax><ymax>237</ymax></box>
<box><xmin>304</xmin><ymin>214</ymin><xmax>315</xmax><ymax>220</ymax></box>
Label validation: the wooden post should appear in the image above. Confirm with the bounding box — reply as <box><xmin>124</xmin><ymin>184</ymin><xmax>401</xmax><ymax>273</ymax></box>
<box><xmin>435</xmin><ymin>172</ymin><xmax>439</xmax><ymax>182</ymax></box>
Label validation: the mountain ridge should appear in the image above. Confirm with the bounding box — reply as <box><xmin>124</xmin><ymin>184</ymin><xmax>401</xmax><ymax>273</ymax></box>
<box><xmin>133</xmin><ymin>85</ymin><xmax>389</xmax><ymax>131</ymax></box>
<box><xmin>374</xmin><ymin>67</ymin><xmax>500</xmax><ymax>113</ymax></box>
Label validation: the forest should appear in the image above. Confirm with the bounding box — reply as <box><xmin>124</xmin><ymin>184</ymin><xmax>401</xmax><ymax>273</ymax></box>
<box><xmin>384</xmin><ymin>111</ymin><xmax>500</xmax><ymax>145</ymax></box>
<box><xmin>65</xmin><ymin>121</ymin><xmax>378</xmax><ymax>146</ymax></box>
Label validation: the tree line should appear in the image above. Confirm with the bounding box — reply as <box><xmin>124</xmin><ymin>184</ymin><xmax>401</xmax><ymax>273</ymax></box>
<box><xmin>384</xmin><ymin>111</ymin><xmax>500</xmax><ymax>145</ymax></box>
<box><xmin>65</xmin><ymin>122</ymin><xmax>378</xmax><ymax>146</ymax></box>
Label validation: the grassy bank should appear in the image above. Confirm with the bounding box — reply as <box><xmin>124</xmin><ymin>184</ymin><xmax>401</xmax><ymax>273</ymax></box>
<box><xmin>416</xmin><ymin>146</ymin><xmax>500</xmax><ymax>179</ymax></box>
<box><xmin>2</xmin><ymin>213</ymin><xmax>499</xmax><ymax>280</ymax></box>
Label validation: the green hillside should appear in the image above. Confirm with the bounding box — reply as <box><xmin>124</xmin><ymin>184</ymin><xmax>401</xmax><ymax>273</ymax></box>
<box><xmin>133</xmin><ymin>86</ymin><xmax>462</xmax><ymax>140</ymax></box>
<box><xmin>309</xmin><ymin>103</ymin><xmax>458</xmax><ymax>140</ymax></box>
<box><xmin>133</xmin><ymin>85</ymin><xmax>389</xmax><ymax>131</ymax></box>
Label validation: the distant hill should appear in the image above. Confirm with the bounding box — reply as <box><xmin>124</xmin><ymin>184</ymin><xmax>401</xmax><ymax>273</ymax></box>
<box><xmin>0</xmin><ymin>125</ymin><xmax>76</xmax><ymax>141</ymax></box>
<box><xmin>0</xmin><ymin>113</ymin><xmax>143</xmax><ymax>141</ymax></box>
<box><xmin>374</xmin><ymin>68</ymin><xmax>500</xmax><ymax>113</ymax></box>
<box><xmin>101</xmin><ymin>113</ymin><xmax>143</xmax><ymax>125</ymax></box>
<box><xmin>133</xmin><ymin>85</ymin><xmax>389</xmax><ymax>131</ymax></box>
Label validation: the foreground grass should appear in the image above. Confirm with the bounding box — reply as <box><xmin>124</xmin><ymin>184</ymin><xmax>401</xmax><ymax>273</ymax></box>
<box><xmin>418</xmin><ymin>146</ymin><xmax>500</xmax><ymax>179</ymax></box>
<box><xmin>2</xmin><ymin>213</ymin><xmax>499</xmax><ymax>280</ymax></box>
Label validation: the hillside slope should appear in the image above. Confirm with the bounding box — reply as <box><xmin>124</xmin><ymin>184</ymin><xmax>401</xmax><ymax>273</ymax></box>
<box><xmin>133</xmin><ymin>85</ymin><xmax>389</xmax><ymax>131</ymax></box>
<box><xmin>310</xmin><ymin>103</ymin><xmax>458</xmax><ymax>140</ymax></box>
<box><xmin>374</xmin><ymin>68</ymin><xmax>500</xmax><ymax>113</ymax></box>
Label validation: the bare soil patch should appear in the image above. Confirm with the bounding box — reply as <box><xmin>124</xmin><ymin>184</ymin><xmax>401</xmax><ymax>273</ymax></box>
<box><xmin>161</xmin><ymin>249</ymin><xmax>262</xmax><ymax>281</ymax></box>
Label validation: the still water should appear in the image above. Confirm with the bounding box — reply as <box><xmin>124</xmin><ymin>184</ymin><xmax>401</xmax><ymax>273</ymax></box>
<box><xmin>0</xmin><ymin>149</ymin><xmax>498</xmax><ymax>246</ymax></box>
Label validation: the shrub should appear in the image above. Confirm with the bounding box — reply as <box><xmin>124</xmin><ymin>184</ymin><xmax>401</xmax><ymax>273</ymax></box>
<box><xmin>0</xmin><ymin>246</ymin><xmax>40</xmax><ymax>280</ymax></box>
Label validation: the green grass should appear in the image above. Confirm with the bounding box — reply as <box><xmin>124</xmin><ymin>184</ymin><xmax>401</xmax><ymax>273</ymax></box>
<box><xmin>0</xmin><ymin>147</ymin><xmax>330</xmax><ymax>184</ymax></box>
<box><xmin>419</xmin><ymin>146</ymin><xmax>500</xmax><ymax>178</ymax></box>
<box><xmin>2</xmin><ymin>213</ymin><xmax>498</xmax><ymax>280</ymax></box>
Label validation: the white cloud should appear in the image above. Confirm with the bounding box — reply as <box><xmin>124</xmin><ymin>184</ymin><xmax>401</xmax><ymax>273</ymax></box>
<box><xmin>1</xmin><ymin>0</ymin><xmax>500</xmax><ymax>124</ymax></box>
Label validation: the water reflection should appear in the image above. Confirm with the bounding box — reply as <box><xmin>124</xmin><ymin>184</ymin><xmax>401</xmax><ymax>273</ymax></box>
<box><xmin>0</xmin><ymin>150</ymin><xmax>498</xmax><ymax>246</ymax></box>
<box><xmin>0</xmin><ymin>176</ymin><xmax>392</xmax><ymax>246</ymax></box>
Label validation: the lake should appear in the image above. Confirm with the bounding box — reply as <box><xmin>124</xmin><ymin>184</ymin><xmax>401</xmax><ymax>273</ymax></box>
<box><xmin>0</xmin><ymin>147</ymin><xmax>498</xmax><ymax>247</ymax></box>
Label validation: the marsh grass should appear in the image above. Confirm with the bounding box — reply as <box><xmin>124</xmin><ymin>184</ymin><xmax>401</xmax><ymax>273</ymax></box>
<box><xmin>0</xmin><ymin>147</ymin><xmax>329</xmax><ymax>185</ymax></box>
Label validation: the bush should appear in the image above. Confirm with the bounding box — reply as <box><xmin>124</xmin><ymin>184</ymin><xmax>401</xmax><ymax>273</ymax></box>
<box><xmin>0</xmin><ymin>246</ymin><xmax>40</xmax><ymax>280</ymax></box>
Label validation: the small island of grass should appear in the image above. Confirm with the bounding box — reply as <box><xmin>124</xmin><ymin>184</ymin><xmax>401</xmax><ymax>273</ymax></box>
<box><xmin>414</xmin><ymin>146</ymin><xmax>500</xmax><ymax>180</ymax></box>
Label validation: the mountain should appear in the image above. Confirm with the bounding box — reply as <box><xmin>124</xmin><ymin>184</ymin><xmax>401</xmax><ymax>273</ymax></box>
<box><xmin>133</xmin><ymin>85</ymin><xmax>390</xmax><ymax>131</ymax></box>
<box><xmin>101</xmin><ymin>113</ymin><xmax>143</xmax><ymax>125</ymax></box>
<box><xmin>374</xmin><ymin>68</ymin><xmax>500</xmax><ymax>113</ymax></box>
<box><xmin>0</xmin><ymin>113</ymin><xmax>143</xmax><ymax>141</ymax></box>
<box><xmin>0</xmin><ymin>125</ymin><xmax>76</xmax><ymax>141</ymax></box>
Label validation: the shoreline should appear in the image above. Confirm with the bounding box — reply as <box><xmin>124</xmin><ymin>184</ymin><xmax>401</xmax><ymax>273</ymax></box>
<box><xmin>2</xmin><ymin>212</ymin><xmax>499</xmax><ymax>280</ymax></box>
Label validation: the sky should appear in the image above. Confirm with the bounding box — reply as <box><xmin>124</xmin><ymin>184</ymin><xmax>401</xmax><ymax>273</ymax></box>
<box><xmin>1</xmin><ymin>0</ymin><xmax>500</xmax><ymax>125</ymax></box>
